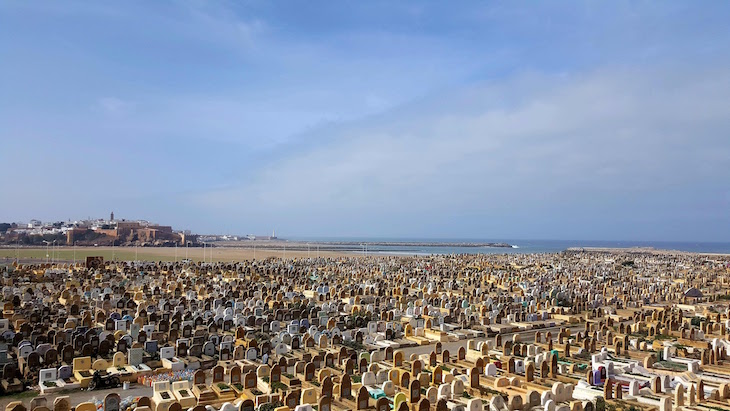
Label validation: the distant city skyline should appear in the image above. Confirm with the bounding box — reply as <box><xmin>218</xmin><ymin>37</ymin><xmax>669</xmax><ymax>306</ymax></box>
<box><xmin>1</xmin><ymin>2</ymin><xmax>729</xmax><ymax>242</ymax></box>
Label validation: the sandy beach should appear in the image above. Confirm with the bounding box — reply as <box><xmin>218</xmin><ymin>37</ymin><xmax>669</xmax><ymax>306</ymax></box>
<box><xmin>0</xmin><ymin>244</ymin><xmax>356</xmax><ymax>263</ymax></box>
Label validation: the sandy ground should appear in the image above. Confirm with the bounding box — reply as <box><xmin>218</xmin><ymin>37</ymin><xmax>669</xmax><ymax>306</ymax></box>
<box><xmin>0</xmin><ymin>245</ymin><xmax>359</xmax><ymax>264</ymax></box>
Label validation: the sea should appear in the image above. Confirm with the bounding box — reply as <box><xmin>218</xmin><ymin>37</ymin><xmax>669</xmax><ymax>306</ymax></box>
<box><xmin>288</xmin><ymin>237</ymin><xmax>730</xmax><ymax>256</ymax></box>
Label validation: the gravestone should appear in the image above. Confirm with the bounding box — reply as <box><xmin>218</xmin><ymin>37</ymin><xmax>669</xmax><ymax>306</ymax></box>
<box><xmin>212</xmin><ymin>365</ymin><xmax>224</xmax><ymax>383</ymax></box>
<box><xmin>104</xmin><ymin>393</ymin><xmax>121</xmax><ymax>411</ymax></box>
<box><xmin>62</xmin><ymin>346</ymin><xmax>74</xmax><ymax>364</ymax></box>
<box><xmin>410</xmin><ymin>379</ymin><xmax>421</xmax><ymax>403</ymax></box>
<box><xmin>194</xmin><ymin>370</ymin><xmax>206</xmax><ymax>386</ymax></box>
<box><xmin>240</xmin><ymin>400</ymin><xmax>254</xmax><ymax>411</ymax></box>
<box><xmin>53</xmin><ymin>397</ymin><xmax>70</xmax><ymax>411</ymax></box>
<box><xmin>244</xmin><ymin>371</ymin><xmax>256</xmax><ymax>389</ymax></box>
<box><xmin>357</xmin><ymin>386</ymin><xmax>370</xmax><ymax>410</ymax></box>
<box><xmin>340</xmin><ymin>373</ymin><xmax>352</xmax><ymax>399</ymax></box>
<box><xmin>322</xmin><ymin>376</ymin><xmax>333</xmax><ymax>398</ymax></box>
<box><xmin>319</xmin><ymin>396</ymin><xmax>332</xmax><ymax>411</ymax></box>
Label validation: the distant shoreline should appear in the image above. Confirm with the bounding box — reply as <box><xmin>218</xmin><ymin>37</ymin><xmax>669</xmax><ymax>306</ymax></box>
<box><xmin>210</xmin><ymin>239</ymin><xmax>515</xmax><ymax>253</ymax></box>
<box><xmin>293</xmin><ymin>240</ymin><xmax>514</xmax><ymax>248</ymax></box>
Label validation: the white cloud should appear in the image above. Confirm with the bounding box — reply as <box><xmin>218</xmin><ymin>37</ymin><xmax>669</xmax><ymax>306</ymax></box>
<box><xmin>190</xmin><ymin>66</ymin><xmax>730</xmax><ymax>238</ymax></box>
<box><xmin>184</xmin><ymin>4</ymin><xmax>267</xmax><ymax>51</ymax></box>
<box><xmin>98</xmin><ymin>97</ymin><xmax>133</xmax><ymax>115</ymax></box>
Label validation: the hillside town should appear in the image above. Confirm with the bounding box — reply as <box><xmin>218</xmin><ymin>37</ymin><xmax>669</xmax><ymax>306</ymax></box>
<box><xmin>0</xmin><ymin>251</ymin><xmax>729</xmax><ymax>411</ymax></box>
<box><xmin>0</xmin><ymin>214</ymin><xmax>197</xmax><ymax>248</ymax></box>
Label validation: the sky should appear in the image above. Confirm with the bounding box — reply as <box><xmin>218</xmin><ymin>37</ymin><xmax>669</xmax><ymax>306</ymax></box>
<box><xmin>1</xmin><ymin>1</ymin><xmax>729</xmax><ymax>241</ymax></box>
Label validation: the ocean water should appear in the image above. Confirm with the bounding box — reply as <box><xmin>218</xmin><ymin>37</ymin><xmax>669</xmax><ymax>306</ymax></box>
<box><xmin>288</xmin><ymin>237</ymin><xmax>730</xmax><ymax>255</ymax></box>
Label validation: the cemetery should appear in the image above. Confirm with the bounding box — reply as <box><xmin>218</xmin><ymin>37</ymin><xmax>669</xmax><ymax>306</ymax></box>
<box><xmin>0</xmin><ymin>251</ymin><xmax>730</xmax><ymax>411</ymax></box>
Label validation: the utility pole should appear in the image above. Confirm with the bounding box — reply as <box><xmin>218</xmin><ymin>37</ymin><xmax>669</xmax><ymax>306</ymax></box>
<box><xmin>73</xmin><ymin>241</ymin><xmax>76</xmax><ymax>265</ymax></box>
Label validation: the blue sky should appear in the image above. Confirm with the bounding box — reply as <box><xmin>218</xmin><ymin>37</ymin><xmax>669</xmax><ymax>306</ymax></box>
<box><xmin>1</xmin><ymin>1</ymin><xmax>729</xmax><ymax>241</ymax></box>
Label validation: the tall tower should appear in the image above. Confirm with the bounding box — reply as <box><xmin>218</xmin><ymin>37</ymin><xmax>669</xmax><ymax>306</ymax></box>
<box><xmin>110</xmin><ymin>211</ymin><xmax>114</xmax><ymax>221</ymax></box>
